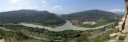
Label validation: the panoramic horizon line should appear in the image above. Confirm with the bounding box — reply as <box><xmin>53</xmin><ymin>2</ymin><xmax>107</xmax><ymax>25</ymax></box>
<box><xmin>0</xmin><ymin>9</ymin><xmax>124</xmax><ymax>14</ymax></box>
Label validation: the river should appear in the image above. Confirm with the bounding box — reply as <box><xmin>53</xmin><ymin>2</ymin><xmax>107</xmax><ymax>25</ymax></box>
<box><xmin>19</xmin><ymin>21</ymin><xmax>115</xmax><ymax>32</ymax></box>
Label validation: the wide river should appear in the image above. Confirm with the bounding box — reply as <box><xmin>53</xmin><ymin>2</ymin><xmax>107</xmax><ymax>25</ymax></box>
<box><xmin>20</xmin><ymin>21</ymin><xmax>115</xmax><ymax>32</ymax></box>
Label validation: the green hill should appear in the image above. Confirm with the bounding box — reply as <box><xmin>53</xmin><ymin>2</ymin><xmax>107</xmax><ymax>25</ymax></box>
<box><xmin>61</xmin><ymin>10</ymin><xmax>121</xmax><ymax>27</ymax></box>
<box><xmin>62</xmin><ymin>10</ymin><xmax>120</xmax><ymax>21</ymax></box>
<box><xmin>0</xmin><ymin>9</ymin><xmax>66</xmax><ymax>27</ymax></box>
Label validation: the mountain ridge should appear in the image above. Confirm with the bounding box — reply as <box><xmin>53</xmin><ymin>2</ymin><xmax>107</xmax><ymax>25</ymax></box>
<box><xmin>60</xmin><ymin>9</ymin><xmax>121</xmax><ymax>27</ymax></box>
<box><xmin>0</xmin><ymin>9</ymin><xmax>66</xmax><ymax>27</ymax></box>
<box><xmin>61</xmin><ymin>9</ymin><xmax>121</xmax><ymax>20</ymax></box>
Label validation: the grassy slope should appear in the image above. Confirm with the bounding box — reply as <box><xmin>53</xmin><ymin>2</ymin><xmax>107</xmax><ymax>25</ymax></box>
<box><xmin>88</xmin><ymin>27</ymin><xmax>118</xmax><ymax>42</ymax></box>
<box><xmin>0</xmin><ymin>23</ymin><xmax>117</xmax><ymax>42</ymax></box>
<box><xmin>0</xmin><ymin>29</ymin><xmax>45</xmax><ymax>42</ymax></box>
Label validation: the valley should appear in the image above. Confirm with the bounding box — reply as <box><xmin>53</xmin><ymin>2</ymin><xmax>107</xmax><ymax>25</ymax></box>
<box><xmin>0</xmin><ymin>9</ymin><xmax>122</xmax><ymax>42</ymax></box>
<box><xmin>0</xmin><ymin>21</ymin><xmax>117</xmax><ymax>42</ymax></box>
<box><xmin>0</xmin><ymin>0</ymin><xmax>124</xmax><ymax>42</ymax></box>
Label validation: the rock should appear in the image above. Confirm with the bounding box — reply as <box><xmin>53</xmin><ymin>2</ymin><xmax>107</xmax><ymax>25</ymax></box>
<box><xmin>110</xmin><ymin>33</ymin><xmax>118</xmax><ymax>37</ymax></box>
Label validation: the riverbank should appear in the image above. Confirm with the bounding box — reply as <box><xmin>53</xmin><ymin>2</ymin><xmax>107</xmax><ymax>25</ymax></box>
<box><xmin>20</xmin><ymin>21</ymin><xmax>115</xmax><ymax>31</ymax></box>
<box><xmin>0</xmin><ymin>22</ymin><xmax>117</xmax><ymax>42</ymax></box>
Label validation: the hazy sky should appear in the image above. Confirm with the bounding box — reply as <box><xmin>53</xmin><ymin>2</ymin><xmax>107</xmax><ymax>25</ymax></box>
<box><xmin>0</xmin><ymin>0</ymin><xmax>125</xmax><ymax>14</ymax></box>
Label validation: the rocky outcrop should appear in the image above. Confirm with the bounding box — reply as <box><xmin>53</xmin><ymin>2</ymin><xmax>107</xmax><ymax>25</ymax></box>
<box><xmin>109</xmin><ymin>0</ymin><xmax>128</xmax><ymax>41</ymax></box>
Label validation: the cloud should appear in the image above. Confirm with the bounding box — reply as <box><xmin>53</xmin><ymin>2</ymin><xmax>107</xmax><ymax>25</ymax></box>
<box><xmin>1</xmin><ymin>1</ymin><xmax>38</xmax><ymax>12</ymax></box>
<box><xmin>42</xmin><ymin>1</ymin><xmax>47</xmax><ymax>4</ymax></box>
<box><xmin>47</xmin><ymin>5</ymin><xmax>63</xmax><ymax>14</ymax></box>
<box><xmin>0</xmin><ymin>8</ymin><xmax>2</xmax><ymax>12</ymax></box>
<box><xmin>9</xmin><ymin>0</ymin><xmax>20</xmax><ymax>3</ymax></box>
<box><xmin>109</xmin><ymin>9</ymin><xmax>125</xmax><ymax>13</ymax></box>
<box><xmin>52</xmin><ymin>6</ymin><xmax>63</xmax><ymax>10</ymax></box>
<box><xmin>41</xmin><ymin>0</ymin><xmax>47</xmax><ymax>6</ymax></box>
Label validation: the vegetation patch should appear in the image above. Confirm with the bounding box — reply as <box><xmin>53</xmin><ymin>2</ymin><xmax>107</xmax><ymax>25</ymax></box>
<box><xmin>0</xmin><ymin>29</ymin><xmax>45</xmax><ymax>42</ymax></box>
<box><xmin>118</xmin><ymin>36</ymin><xmax>125</xmax><ymax>40</ymax></box>
<box><xmin>81</xmin><ymin>19</ymin><xmax>117</xmax><ymax>28</ymax></box>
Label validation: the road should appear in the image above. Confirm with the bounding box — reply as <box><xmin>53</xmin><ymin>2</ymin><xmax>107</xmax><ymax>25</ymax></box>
<box><xmin>0</xmin><ymin>39</ymin><xmax>5</xmax><ymax>42</ymax></box>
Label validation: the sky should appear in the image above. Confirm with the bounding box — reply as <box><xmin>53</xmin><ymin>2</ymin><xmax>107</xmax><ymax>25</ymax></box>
<box><xmin>0</xmin><ymin>0</ymin><xmax>125</xmax><ymax>14</ymax></box>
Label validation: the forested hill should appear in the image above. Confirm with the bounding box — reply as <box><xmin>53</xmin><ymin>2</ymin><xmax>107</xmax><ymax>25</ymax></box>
<box><xmin>0</xmin><ymin>9</ymin><xmax>66</xmax><ymax>26</ymax></box>
<box><xmin>61</xmin><ymin>10</ymin><xmax>121</xmax><ymax>21</ymax></box>
<box><xmin>0</xmin><ymin>9</ymin><xmax>122</xmax><ymax>27</ymax></box>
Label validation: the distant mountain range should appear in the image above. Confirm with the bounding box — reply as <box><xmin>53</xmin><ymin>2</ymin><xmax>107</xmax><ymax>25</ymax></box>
<box><xmin>0</xmin><ymin>9</ymin><xmax>122</xmax><ymax>27</ymax></box>
<box><xmin>61</xmin><ymin>10</ymin><xmax>121</xmax><ymax>20</ymax></box>
<box><xmin>116</xmin><ymin>12</ymin><xmax>125</xmax><ymax>15</ymax></box>
<box><xmin>60</xmin><ymin>10</ymin><xmax>122</xmax><ymax>26</ymax></box>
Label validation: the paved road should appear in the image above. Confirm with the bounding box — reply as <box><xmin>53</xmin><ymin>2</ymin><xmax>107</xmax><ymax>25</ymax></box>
<box><xmin>0</xmin><ymin>39</ymin><xmax>5</xmax><ymax>42</ymax></box>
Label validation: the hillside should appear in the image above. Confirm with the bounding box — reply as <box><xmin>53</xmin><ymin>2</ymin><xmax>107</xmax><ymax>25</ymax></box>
<box><xmin>0</xmin><ymin>9</ymin><xmax>121</xmax><ymax>42</ymax></box>
<box><xmin>62</xmin><ymin>10</ymin><xmax>120</xmax><ymax>20</ymax></box>
<box><xmin>61</xmin><ymin>10</ymin><xmax>121</xmax><ymax>27</ymax></box>
<box><xmin>0</xmin><ymin>10</ymin><xmax>66</xmax><ymax>27</ymax></box>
